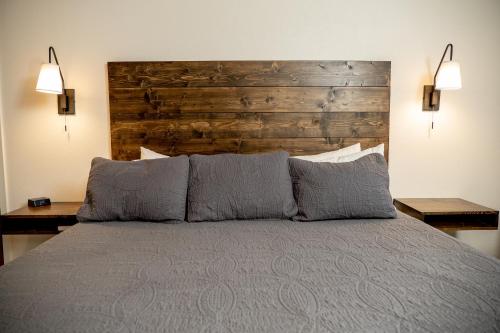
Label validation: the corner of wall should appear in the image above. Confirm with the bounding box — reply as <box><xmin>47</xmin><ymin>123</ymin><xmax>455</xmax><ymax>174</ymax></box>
<box><xmin>0</xmin><ymin>69</ymin><xmax>7</xmax><ymax>213</ymax></box>
<box><xmin>0</xmin><ymin>3</ymin><xmax>8</xmax><ymax>213</ymax></box>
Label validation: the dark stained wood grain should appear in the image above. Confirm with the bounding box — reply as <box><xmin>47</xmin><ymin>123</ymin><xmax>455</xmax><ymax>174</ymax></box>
<box><xmin>110</xmin><ymin>87</ymin><xmax>389</xmax><ymax>114</ymax></box>
<box><xmin>394</xmin><ymin>198</ymin><xmax>499</xmax><ymax>230</ymax></box>
<box><xmin>111</xmin><ymin>112</ymin><xmax>389</xmax><ymax>140</ymax></box>
<box><xmin>108</xmin><ymin>61</ymin><xmax>391</xmax><ymax>88</ymax></box>
<box><xmin>395</xmin><ymin>198</ymin><xmax>498</xmax><ymax>215</ymax></box>
<box><xmin>108</xmin><ymin>61</ymin><xmax>391</xmax><ymax>160</ymax></box>
<box><xmin>2</xmin><ymin>202</ymin><xmax>82</xmax><ymax>219</ymax></box>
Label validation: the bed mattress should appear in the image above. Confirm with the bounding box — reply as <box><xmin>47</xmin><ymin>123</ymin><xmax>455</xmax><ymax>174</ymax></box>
<box><xmin>0</xmin><ymin>213</ymin><xmax>499</xmax><ymax>332</ymax></box>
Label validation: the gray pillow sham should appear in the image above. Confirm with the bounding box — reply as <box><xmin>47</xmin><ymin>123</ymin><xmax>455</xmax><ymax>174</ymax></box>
<box><xmin>187</xmin><ymin>151</ymin><xmax>298</xmax><ymax>222</ymax></box>
<box><xmin>289</xmin><ymin>154</ymin><xmax>397</xmax><ymax>221</ymax></box>
<box><xmin>77</xmin><ymin>156</ymin><xmax>189</xmax><ymax>222</ymax></box>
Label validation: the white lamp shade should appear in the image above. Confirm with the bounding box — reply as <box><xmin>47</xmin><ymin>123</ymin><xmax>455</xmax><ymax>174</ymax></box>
<box><xmin>435</xmin><ymin>61</ymin><xmax>462</xmax><ymax>90</ymax></box>
<box><xmin>36</xmin><ymin>63</ymin><xmax>63</xmax><ymax>94</ymax></box>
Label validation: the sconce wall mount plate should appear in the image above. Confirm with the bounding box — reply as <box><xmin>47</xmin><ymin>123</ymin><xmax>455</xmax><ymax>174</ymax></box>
<box><xmin>58</xmin><ymin>89</ymin><xmax>75</xmax><ymax>115</ymax></box>
<box><xmin>422</xmin><ymin>85</ymin><xmax>440</xmax><ymax>111</ymax></box>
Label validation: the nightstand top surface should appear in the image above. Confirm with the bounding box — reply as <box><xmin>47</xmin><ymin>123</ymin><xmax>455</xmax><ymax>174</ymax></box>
<box><xmin>3</xmin><ymin>202</ymin><xmax>82</xmax><ymax>218</ymax></box>
<box><xmin>394</xmin><ymin>198</ymin><xmax>498</xmax><ymax>215</ymax></box>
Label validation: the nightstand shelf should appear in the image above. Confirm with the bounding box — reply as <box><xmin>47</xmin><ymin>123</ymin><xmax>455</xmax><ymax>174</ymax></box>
<box><xmin>395</xmin><ymin>198</ymin><xmax>500</xmax><ymax>258</ymax></box>
<box><xmin>0</xmin><ymin>202</ymin><xmax>81</xmax><ymax>266</ymax></box>
<box><xmin>394</xmin><ymin>198</ymin><xmax>498</xmax><ymax>230</ymax></box>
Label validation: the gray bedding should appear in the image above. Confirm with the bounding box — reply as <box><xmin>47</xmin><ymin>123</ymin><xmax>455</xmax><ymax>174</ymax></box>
<box><xmin>0</xmin><ymin>213</ymin><xmax>499</xmax><ymax>332</ymax></box>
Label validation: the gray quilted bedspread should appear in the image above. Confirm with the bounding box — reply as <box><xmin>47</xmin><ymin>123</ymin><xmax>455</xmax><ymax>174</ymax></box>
<box><xmin>1</xmin><ymin>213</ymin><xmax>499</xmax><ymax>332</ymax></box>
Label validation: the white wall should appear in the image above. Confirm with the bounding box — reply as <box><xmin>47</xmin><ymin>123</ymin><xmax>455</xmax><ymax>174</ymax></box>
<box><xmin>1</xmin><ymin>0</ymin><xmax>499</xmax><ymax>212</ymax></box>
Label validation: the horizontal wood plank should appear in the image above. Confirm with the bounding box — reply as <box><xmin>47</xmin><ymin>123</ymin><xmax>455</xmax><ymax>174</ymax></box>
<box><xmin>109</xmin><ymin>87</ymin><xmax>389</xmax><ymax>114</ymax></box>
<box><xmin>108</xmin><ymin>61</ymin><xmax>390</xmax><ymax>88</ymax></box>
<box><xmin>111</xmin><ymin>112</ymin><xmax>389</xmax><ymax>140</ymax></box>
<box><xmin>112</xmin><ymin>137</ymin><xmax>388</xmax><ymax>160</ymax></box>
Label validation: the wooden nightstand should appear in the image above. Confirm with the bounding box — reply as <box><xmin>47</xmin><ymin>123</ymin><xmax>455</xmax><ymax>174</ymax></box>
<box><xmin>0</xmin><ymin>202</ymin><xmax>82</xmax><ymax>266</ymax></box>
<box><xmin>394</xmin><ymin>198</ymin><xmax>499</xmax><ymax>230</ymax></box>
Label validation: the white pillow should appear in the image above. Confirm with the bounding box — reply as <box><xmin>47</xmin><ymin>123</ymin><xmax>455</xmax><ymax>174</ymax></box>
<box><xmin>140</xmin><ymin>147</ymin><xmax>169</xmax><ymax>160</ymax></box>
<box><xmin>294</xmin><ymin>143</ymin><xmax>361</xmax><ymax>162</ymax></box>
<box><xmin>336</xmin><ymin>143</ymin><xmax>385</xmax><ymax>162</ymax></box>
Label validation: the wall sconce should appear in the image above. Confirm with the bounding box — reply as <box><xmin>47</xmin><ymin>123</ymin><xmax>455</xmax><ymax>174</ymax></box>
<box><xmin>422</xmin><ymin>43</ymin><xmax>462</xmax><ymax>124</ymax></box>
<box><xmin>36</xmin><ymin>47</ymin><xmax>75</xmax><ymax>123</ymax></box>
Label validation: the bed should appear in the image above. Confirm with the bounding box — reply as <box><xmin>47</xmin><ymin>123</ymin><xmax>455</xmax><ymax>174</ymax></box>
<box><xmin>1</xmin><ymin>215</ymin><xmax>499</xmax><ymax>332</ymax></box>
<box><xmin>0</xmin><ymin>61</ymin><xmax>499</xmax><ymax>332</ymax></box>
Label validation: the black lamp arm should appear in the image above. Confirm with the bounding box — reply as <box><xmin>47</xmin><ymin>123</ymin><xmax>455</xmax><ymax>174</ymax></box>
<box><xmin>48</xmin><ymin>46</ymin><xmax>66</xmax><ymax>91</ymax></box>
<box><xmin>432</xmin><ymin>43</ymin><xmax>453</xmax><ymax>87</ymax></box>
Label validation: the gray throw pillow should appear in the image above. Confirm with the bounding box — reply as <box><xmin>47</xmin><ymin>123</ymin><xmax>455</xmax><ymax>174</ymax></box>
<box><xmin>77</xmin><ymin>156</ymin><xmax>189</xmax><ymax>222</ymax></box>
<box><xmin>289</xmin><ymin>154</ymin><xmax>397</xmax><ymax>221</ymax></box>
<box><xmin>187</xmin><ymin>151</ymin><xmax>298</xmax><ymax>222</ymax></box>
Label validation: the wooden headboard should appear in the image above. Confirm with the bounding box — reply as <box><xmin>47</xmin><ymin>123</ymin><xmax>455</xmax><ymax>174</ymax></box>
<box><xmin>108</xmin><ymin>61</ymin><xmax>390</xmax><ymax>160</ymax></box>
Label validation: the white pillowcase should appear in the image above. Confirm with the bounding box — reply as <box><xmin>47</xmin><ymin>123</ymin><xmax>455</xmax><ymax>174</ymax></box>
<box><xmin>336</xmin><ymin>143</ymin><xmax>385</xmax><ymax>162</ymax></box>
<box><xmin>137</xmin><ymin>143</ymin><xmax>382</xmax><ymax>162</ymax></box>
<box><xmin>294</xmin><ymin>143</ymin><xmax>361</xmax><ymax>162</ymax></box>
<box><xmin>140</xmin><ymin>147</ymin><xmax>169</xmax><ymax>160</ymax></box>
